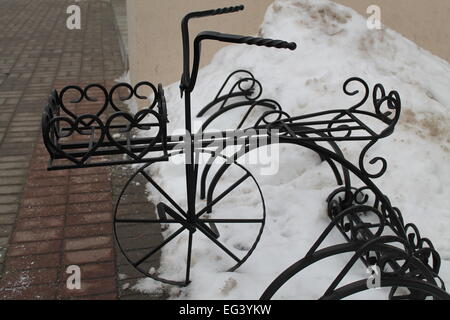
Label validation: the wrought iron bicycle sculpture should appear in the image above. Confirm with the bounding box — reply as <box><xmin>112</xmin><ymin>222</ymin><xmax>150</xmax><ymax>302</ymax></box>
<box><xmin>41</xmin><ymin>6</ymin><xmax>449</xmax><ymax>299</ymax></box>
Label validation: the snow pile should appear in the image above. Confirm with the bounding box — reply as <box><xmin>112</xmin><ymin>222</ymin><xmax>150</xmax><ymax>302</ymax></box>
<box><xmin>135</xmin><ymin>0</ymin><xmax>450</xmax><ymax>299</ymax></box>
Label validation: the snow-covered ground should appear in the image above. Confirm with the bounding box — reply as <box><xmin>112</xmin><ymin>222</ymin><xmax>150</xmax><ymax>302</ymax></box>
<box><xmin>131</xmin><ymin>0</ymin><xmax>450</xmax><ymax>299</ymax></box>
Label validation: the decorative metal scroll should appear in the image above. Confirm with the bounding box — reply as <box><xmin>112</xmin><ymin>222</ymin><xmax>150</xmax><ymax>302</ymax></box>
<box><xmin>194</xmin><ymin>71</ymin><xmax>447</xmax><ymax>299</ymax></box>
<box><xmin>41</xmin><ymin>82</ymin><xmax>169</xmax><ymax>169</ymax></box>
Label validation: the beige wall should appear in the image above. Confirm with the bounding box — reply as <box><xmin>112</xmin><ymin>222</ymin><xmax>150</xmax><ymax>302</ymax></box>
<box><xmin>127</xmin><ymin>0</ymin><xmax>272</xmax><ymax>87</ymax></box>
<box><xmin>335</xmin><ymin>0</ymin><xmax>450</xmax><ymax>63</ymax></box>
<box><xmin>127</xmin><ymin>0</ymin><xmax>450</xmax><ymax>88</ymax></box>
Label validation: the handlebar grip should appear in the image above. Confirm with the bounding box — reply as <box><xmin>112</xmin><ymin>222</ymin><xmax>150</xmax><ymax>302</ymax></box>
<box><xmin>187</xmin><ymin>5</ymin><xmax>244</xmax><ymax>19</ymax></box>
<box><xmin>209</xmin><ymin>5</ymin><xmax>244</xmax><ymax>16</ymax></box>
<box><xmin>238</xmin><ymin>36</ymin><xmax>297</xmax><ymax>50</ymax></box>
<box><xmin>197</xmin><ymin>32</ymin><xmax>297</xmax><ymax>51</ymax></box>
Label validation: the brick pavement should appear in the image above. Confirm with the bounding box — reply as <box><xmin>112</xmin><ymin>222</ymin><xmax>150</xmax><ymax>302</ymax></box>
<box><xmin>0</xmin><ymin>0</ymin><xmax>164</xmax><ymax>300</ymax></box>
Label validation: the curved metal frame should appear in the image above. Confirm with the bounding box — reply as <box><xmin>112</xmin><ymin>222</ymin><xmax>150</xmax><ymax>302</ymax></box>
<box><xmin>260</xmin><ymin>236</ymin><xmax>449</xmax><ymax>300</ymax></box>
<box><xmin>195</xmin><ymin>71</ymin><xmax>447</xmax><ymax>299</ymax></box>
<box><xmin>196</xmin><ymin>69</ymin><xmax>263</xmax><ymax>118</ymax></box>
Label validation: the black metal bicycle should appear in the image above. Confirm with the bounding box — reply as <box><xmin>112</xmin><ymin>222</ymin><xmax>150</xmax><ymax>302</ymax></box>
<box><xmin>40</xmin><ymin>5</ymin><xmax>449</xmax><ymax>299</ymax></box>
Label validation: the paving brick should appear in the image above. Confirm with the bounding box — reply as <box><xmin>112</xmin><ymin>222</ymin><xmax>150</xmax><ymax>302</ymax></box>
<box><xmin>16</xmin><ymin>216</ymin><xmax>65</xmax><ymax>230</ymax></box>
<box><xmin>1</xmin><ymin>268</ymin><xmax>58</xmax><ymax>287</ymax></box>
<box><xmin>69</xmin><ymin>182</ymin><xmax>111</xmax><ymax>194</ymax></box>
<box><xmin>29</xmin><ymin>161</ymin><xmax>49</xmax><ymax>171</ymax></box>
<box><xmin>66</xmin><ymin>212</ymin><xmax>112</xmax><ymax>226</ymax></box>
<box><xmin>24</xmin><ymin>185</ymin><xmax>67</xmax><ymax>198</ymax></box>
<box><xmin>69</xmin><ymin>174</ymin><xmax>110</xmax><ymax>185</ymax></box>
<box><xmin>0</xmin><ymin>214</ymin><xmax>15</xmax><ymax>225</ymax></box>
<box><xmin>64</xmin><ymin>248</ymin><xmax>114</xmax><ymax>265</ymax></box>
<box><xmin>0</xmin><ymin>185</ymin><xmax>23</xmax><ymax>194</ymax></box>
<box><xmin>28</xmin><ymin>169</ymin><xmax>68</xmax><ymax>179</ymax></box>
<box><xmin>0</xmin><ymin>194</ymin><xmax>20</xmax><ymax>204</ymax></box>
<box><xmin>116</xmin><ymin>202</ymin><xmax>153</xmax><ymax>216</ymax></box>
<box><xmin>19</xmin><ymin>204</ymin><xmax>65</xmax><ymax>217</ymax></box>
<box><xmin>0</xmin><ymin>204</ymin><xmax>19</xmax><ymax>214</ymax></box>
<box><xmin>68</xmin><ymin>192</ymin><xmax>111</xmax><ymax>204</ymax></box>
<box><xmin>65</xmin><ymin>223</ymin><xmax>113</xmax><ymax>238</ymax></box>
<box><xmin>27</xmin><ymin>176</ymin><xmax>69</xmax><ymax>187</ymax></box>
<box><xmin>32</xmin><ymin>155</ymin><xmax>51</xmax><ymax>164</ymax></box>
<box><xmin>0</xmin><ymin>162</ymin><xmax>29</xmax><ymax>170</ymax></box>
<box><xmin>70</xmin><ymin>167</ymin><xmax>109</xmax><ymax>177</ymax></box>
<box><xmin>3</xmin><ymin>136</ymin><xmax>36</xmax><ymax>143</ymax></box>
<box><xmin>0</xmin><ymin>114</ymin><xmax>14</xmax><ymax>123</ymax></box>
<box><xmin>22</xmin><ymin>195</ymin><xmax>66</xmax><ymax>207</ymax></box>
<box><xmin>13</xmin><ymin>228</ymin><xmax>63</xmax><ymax>243</ymax></box>
<box><xmin>0</xmin><ymin>284</ymin><xmax>57</xmax><ymax>300</ymax></box>
<box><xmin>7</xmin><ymin>240</ymin><xmax>62</xmax><ymax>257</ymax></box>
<box><xmin>10</xmin><ymin>121</ymin><xmax>40</xmax><ymax>128</ymax></box>
<box><xmin>0</xmin><ymin>169</ymin><xmax>27</xmax><ymax>178</ymax></box>
<box><xmin>0</xmin><ymin>145</ymin><xmax>35</xmax><ymax>156</ymax></box>
<box><xmin>64</xmin><ymin>236</ymin><xmax>113</xmax><ymax>251</ymax></box>
<box><xmin>67</xmin><ymin>201</ymin><xmax>112</xmax><ymax>215</ymax></box>
<box><xmin>6</xmin><ymin>253</ymin><xmax>60</xmax><ymax>270</ymax></box>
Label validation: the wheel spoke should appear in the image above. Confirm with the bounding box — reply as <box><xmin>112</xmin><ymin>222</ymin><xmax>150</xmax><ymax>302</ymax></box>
<box><xmin>196</xmin><ymin>225</ymin><xmax>241</xmax><ymax>263</ymax></box>
<box><xmin>199</xmin><ymin>219</ymin><xmax>264</xmax><ymax>223</ymax></box>
<box><xmin>140</xmin><ymin>170</ymin><xmax>187</xmax><ymax>217</ymax></box>
<box><xmin>115</xmin><ymin>219</ymin><xmax>181</xmax><ymax>223</ymax></box>
<box><xmin>133</xmin><ymin>226</ymin><xmax>185</xmax><ymax>267</ymax></box>
<box><xmin>185</xmin><ymin>231</ymin><xmax>193</xmax><ymax>285</ymax></box>
<box><xmin>196</xmin><ymin>173</ymin><xmax>250</xmax><ymax>218</ymax></box>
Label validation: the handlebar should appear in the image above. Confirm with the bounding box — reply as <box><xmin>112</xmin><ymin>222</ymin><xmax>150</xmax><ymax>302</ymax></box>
<box><xmin>186</xmin><ymin>31</ymin><xmax>297</xmax><ymax>91</ymax></box>
<box><xmin>181</xmin><ymin>5</ymin><xmax>246</xmax><ymax>94</ymax></box>
<box><xmin>180</xmin><ymin>5</ymin><xmax>297</xmax><ymax>95</ymax></box>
